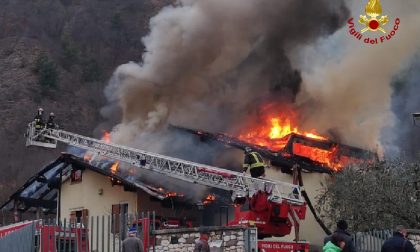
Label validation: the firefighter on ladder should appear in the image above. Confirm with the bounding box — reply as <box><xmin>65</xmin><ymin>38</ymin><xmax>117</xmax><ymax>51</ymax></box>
<box><xmin>243</xmin><ymin>147</ymin><xmax>266</xmax><ymax>178</ymax></box>
<box><xmin>34</xmin><ymin>108</ymin><xmax>45</xmax><ymax>130</ymax></box>
<box><xmin>243</xmin><ymin>147</ymin><xmax>273</xmax><ymax>197</ymax></box>
<box><xmin>46</xmin><ymin>112</ymin><xmax>58</xmax><ymax>129</ymax></box>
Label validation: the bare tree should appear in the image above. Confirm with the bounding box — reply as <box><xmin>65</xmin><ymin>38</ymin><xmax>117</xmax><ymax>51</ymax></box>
<box><xmin>316</xmin><ymin>160</ymin><xmax>420</xmax><ymax>231</ymax></box>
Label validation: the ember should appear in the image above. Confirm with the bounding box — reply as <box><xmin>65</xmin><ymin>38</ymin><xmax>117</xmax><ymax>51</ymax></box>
<box><xmin>83</xmin><ymin>153</ymin><xmax>93</xmax><ymax>162</ymax></box>
<box><xmin>110</xmin><ymin>161</ymin><xmax>119</xmax><ymax>174</ymax></box>
<box><xmin>165</xmin><ymin>192</ymin><xmax>184</xmax><ymax>198</ymax></box>
<box><xmin>202</xmin><ymin>194</ymin><xmax>216</xmax><ymax>205</ymax></box>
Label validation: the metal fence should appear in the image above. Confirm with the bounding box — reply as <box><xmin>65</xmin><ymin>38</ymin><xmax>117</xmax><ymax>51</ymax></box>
<box><xmin>0</xmin><ymin>212</ymin><xmax>156</xmax><ymax>252</ymax></box>
<box><xmin>352</xmin><ymin>229</ymin><xmax>393</xmax><ymax>252</ymax></box>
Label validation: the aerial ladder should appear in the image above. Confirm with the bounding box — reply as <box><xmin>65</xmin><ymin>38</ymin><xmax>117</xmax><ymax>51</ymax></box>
<box><xmin>25</xmin><ymin>122</ymin><xmax>307</xmax><ymax>242</ymax></box>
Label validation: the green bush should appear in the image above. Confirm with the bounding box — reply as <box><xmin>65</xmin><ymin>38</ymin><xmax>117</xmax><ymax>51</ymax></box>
<box><xmin>317</xmin><ymin>160</ymin><xmax>420</xmax><ymax>230</ymax></box>
<box><xmin>33</xmin><ymin>53</ymin><xmax>59</xmax><ymax>90</ymax></box>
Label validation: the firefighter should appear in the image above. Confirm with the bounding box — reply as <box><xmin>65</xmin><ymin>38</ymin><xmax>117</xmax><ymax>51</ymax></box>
<box><xmin>34</xmin><ymin>108</ymin><xmax>45</xmax><ymax>130</ymax></box>
<box><xmin>243</xmin><ymin>147</ymin><xmax>266</xmax><ymax>178</ymax></box>
<box><xmin>46</xmin><ymin>112</ymin><xmax>57</xmax><ymax>129</ymax></box>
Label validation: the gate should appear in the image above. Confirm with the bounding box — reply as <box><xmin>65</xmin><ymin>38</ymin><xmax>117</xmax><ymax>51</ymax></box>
<box><xmin>0</xmin><ymin>221</ymin><xmax>36</xmax><ymax>252</ymax></box>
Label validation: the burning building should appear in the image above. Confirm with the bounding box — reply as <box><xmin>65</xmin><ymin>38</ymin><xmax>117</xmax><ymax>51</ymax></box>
<box><xmin>0</xmin><ymin>153</ymin><xmax>228</xmax><ymax>230</ymax></box>
<box><xmin>92</xmin><ymin>0</ymin><xmax>420</xmax><ymax>249</ymax></box>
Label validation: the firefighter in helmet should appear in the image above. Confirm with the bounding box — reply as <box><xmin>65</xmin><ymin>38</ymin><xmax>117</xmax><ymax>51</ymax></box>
<box><xmin>34</xmin><ymin>108</ymin><xmax>45</xmax><ymax>130</ymax></box>
<box><xmin>243</xmin><ymin>147</ymin><xmax>266</xmax><ymax>178</ymax></box>
<box><xmin>46</xmin><ymin>112</ymin><xmax>57</xmax><ymax>129</ymax></box>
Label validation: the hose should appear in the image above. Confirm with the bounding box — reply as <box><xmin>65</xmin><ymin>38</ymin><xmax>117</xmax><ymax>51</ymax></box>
<box><xmin>297</xmin><ymin>166</ymin><xmax>332</xmax><ymax>235</ymax></box>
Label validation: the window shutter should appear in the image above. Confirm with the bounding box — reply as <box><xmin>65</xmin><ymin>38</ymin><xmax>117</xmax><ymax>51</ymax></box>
<box><xmin>111</xmin><ymin>204</ymin><xmax>120</xmax><ymax>234</ymax></box>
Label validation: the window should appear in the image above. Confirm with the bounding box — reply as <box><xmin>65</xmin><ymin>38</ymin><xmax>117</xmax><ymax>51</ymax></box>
<box><xmin>70</xmin><ymin>169</ymin><xmax>82</xmax><ymax>183</ymax></box>
<box><xmin>70</xmin><ymin>209</ymin><xmax>88</xmax><ymax>228</ymax></box>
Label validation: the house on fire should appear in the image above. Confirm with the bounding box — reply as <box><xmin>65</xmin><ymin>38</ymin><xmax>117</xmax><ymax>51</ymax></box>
<box><xmin>0</xmin><ymin>153</ymin><xmax>230</xmax><ymax>231</ymax></box>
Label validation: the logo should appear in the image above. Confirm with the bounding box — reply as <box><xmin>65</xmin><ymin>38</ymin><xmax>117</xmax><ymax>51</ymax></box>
<box><xmin>359</xmin><ymin>0</ymin><xmax>388</xmax><ymax>33</ymax></box>
<box><xmin>347</xmin><ymin>0</ymin><xmax>400</xmax><ymax>44</ymax></box>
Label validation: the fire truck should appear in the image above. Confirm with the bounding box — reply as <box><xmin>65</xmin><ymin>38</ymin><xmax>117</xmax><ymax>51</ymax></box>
<box><xmin>25</xmin><ymin>121</ymin><xmax>309</xmax><ymax>251</ymax></box>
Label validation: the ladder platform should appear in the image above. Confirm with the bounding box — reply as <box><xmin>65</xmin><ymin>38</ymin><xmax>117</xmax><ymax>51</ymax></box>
<box><xmin>25</xmin><ymin>123</ymin><xmax>305</xmax><ymax>205</ymax></box>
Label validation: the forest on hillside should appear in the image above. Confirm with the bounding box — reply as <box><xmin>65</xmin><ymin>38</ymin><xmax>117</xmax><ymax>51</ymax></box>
<box><xmin>0</xmin><ymin>0</ymin><xmax>173</xmax><ymax>203</ymax></box>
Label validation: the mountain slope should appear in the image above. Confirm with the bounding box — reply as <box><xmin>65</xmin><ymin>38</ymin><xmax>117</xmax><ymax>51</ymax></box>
<box><xmin>0</xmin><ymin>0</ymin><xmax>173</xmax><ymax>203</ymax></box>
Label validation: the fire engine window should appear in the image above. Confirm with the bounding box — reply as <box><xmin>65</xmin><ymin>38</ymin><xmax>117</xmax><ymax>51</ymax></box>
<box><xmin>70</xmin><ymin>169</ymin><xmax>82</xmax><ymax>183</ymax></box>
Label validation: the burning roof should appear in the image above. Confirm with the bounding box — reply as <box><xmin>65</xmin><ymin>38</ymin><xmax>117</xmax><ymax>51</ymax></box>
<box><xmin>172</xmin><ymin>125</ymin><xmax>378</xmax><ymax>173</ymax></box>
<box><xmin>0</xmin><ymin>154</ymin><xmax>219</xmax><ymax>214</ymax></box>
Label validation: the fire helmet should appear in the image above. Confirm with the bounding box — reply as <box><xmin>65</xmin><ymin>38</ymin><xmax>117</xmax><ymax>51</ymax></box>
<box><xmin>49</xmin><ymin>112</ymin><xmax>55</xmax><ymax>117</ymax></box>
<box><xmin>245</xmin><ymin>147</ymin><xmax>252</xmax><ymax>153</ymax></box>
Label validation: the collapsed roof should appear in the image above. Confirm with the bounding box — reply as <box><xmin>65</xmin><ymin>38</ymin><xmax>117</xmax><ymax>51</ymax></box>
<box><xmin>172</xmin><ymin>125</ymin><xmax>378</xmax><ymax>173</ymax></box>
<box><xmin>0</xmin><ymin>153</ymin><xmax>201</xmax><ymax>214</ymax></box>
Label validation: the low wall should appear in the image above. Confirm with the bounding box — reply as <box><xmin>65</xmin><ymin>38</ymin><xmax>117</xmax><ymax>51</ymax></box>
<box><xmin>152</xmin><ymin>226</ymin><xmax>257</xmax><ymax>252</ymax></box>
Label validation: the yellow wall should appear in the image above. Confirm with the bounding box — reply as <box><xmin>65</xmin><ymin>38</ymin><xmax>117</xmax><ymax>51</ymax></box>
<box><xmin>58</xmin><ymin>164</ymin><xmax>331</xmax><ymax>249</ymax></box>
<box><xmin>264</xmin><ymin>168</ymin><xmax>331</xmax><ymax>249</ymax></box>
<box><xmin>60</xmin><ymin>169</ymin><xmax>138</xmax><ymax>220</ymax></box>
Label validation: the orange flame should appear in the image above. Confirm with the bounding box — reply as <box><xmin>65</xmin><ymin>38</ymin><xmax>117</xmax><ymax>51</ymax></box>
<box><xmin>292</xmin><ymin>142</ymin><xmax>339</xmax><ymax>170</ymax></box>
<box><xmin>238</xmin><ymin>110</ymin><xmax>373</xmax><ymax>172</ymax></box>
<box><xmin>110</xmin><ymin>161</ymin><xmax>119</xmax><ymax>174</ymax></box>
<box><xmin>102</xmin><ymin>131</ymin><xmax>111</xmax><ymax>143</ymax></box>
<box><xmin>165</xmin><ymin>192</ymin><xmax>184</xmax><ymax>198</ymax></box>
<box><xmin>203</xmin><ymin>194</ymin><xmax>216</xmax><ymax>205</ymax></box>
<box><xmin>237</xmin><ymin>104</ymin><xmax>370</xmax><ymax>172</ymax></box>
<box><xmin>239</xmin><ymin>115</ymin><xmax>326</xmax><ymax>151</ymax></box>
<box><xmin>83</xmin><ymin>153</ymin><xmax>93</xmax><ymax>162</ymax></box>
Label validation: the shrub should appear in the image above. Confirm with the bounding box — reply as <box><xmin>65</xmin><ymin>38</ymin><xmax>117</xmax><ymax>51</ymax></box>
<box><xmin>33</xmin><ymin>53</ymin><xmax>59</xmax><ymax>90</ymax></box>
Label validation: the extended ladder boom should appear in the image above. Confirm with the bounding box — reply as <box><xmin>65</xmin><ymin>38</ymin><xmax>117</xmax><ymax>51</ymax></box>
<box><xmin>26</xmin><ymin>123</ymin><xmax>304</xmax><ymax>205</ymax></box>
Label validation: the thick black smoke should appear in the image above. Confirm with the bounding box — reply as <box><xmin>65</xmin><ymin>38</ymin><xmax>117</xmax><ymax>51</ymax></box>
<box><xmin>101</xmin><ymin>0</ymin><xmax>349</xmax><ymax>156</ymax></box>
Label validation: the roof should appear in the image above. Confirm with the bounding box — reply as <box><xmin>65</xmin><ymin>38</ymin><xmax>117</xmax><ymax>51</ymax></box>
<box><xmin>0</xmin><ymin>153</ymin><xmax>193</xmax><ymax>214</ymax></box>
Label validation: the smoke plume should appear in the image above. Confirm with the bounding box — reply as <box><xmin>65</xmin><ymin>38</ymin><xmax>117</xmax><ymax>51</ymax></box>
<box><xmin>101</xmin><ymin>0</ymin><xmax>349</xmax><ymax>156</ymax></box>
<box><xmin>382</xmin><ymin>54</ymin><xmax>420</xmax><ymax>158</ymax></box>
<box><xmin>293</xmin><ymin>0</ymin><xmax>420</xmax><ymax>152</ymax></box>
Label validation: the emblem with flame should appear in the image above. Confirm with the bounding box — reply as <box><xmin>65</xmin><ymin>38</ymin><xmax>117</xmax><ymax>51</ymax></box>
<box><xmin>359</xmin><ymin>0</ymin><xmax>389</xmax><ymax>33</ymax></box>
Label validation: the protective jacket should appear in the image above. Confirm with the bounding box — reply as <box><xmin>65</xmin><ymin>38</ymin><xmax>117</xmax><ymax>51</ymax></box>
<box><xmin>47</xmin><ymin>117</ymin><xmax>56</xmax><ymax>129</ymax></box>
<box><xmin>243</xmin><ymin>152</ymin><xmax>265</xmax><ymax>172</ymax></box>
<box><xmin>34</xmin><ymin>115</ymin><xmax>44</xmax><ymax>129</ymax></box>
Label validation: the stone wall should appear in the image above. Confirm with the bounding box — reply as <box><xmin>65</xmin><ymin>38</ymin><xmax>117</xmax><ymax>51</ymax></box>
<box><xmin>408</xmin><ymin>229</ymin><xmax>420</xmax><ymax>252</ymax></box>
<box><xmin>152</xmin><ymin>226</ymin><xmax>257</xmax><ymax>252</ymax></box>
